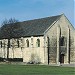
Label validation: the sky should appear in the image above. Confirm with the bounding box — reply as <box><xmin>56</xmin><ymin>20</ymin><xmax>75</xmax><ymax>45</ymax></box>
<box><xmin>0</xmin><ymin>0</ymin><xmax>75</xmax><ymax>28</ymax></box>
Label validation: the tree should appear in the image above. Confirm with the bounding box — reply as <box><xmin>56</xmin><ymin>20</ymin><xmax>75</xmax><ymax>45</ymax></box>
<box><xmin>1</xmin><ymin>18</ymin><xmax>19</xmax><ymax>38</ymax></box>
<box><xmin>1</xmin><ymin>18</ymin><xmax>18</xmax><ymax>26</ymax></box>
<box><xmin>1</xmin><ymin>18</ymin><xmax>19</xmax><ymax>60</ymax></box>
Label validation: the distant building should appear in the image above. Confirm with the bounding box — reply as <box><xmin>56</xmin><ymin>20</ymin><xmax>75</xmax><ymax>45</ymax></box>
<box><xmin>0</xmin><ymin>14</ymin><xmax>75</xmax><ymax>65</ymax></box>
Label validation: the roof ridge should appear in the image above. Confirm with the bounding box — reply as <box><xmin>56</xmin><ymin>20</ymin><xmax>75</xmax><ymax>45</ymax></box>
<box><xmin>20</xmin><ymin>14</ymin><xmax>62</xmax><ymax>23</ymax></box>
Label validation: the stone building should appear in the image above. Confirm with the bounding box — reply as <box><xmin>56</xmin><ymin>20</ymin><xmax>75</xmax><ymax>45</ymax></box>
<box><xmin>0</xmin><ymin>14</ymin><xmax>75</xmax><ymax>65</ymax></box>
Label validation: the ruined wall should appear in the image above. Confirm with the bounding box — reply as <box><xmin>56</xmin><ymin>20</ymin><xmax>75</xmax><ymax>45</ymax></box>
<box><xmin>0</xmin><ymin>39</ymin><xmax>23</xmax><ymax>58</ymax></box>
<box><xmin>0</xmin><ymin>36</ymin><xmax>45</xmax><ymax>63</ymax></box>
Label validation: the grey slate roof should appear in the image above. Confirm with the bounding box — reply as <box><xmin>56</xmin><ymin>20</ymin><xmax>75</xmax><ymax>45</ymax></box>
<box><xmin>0</xmin><ymin>14</ymin><xmax>62</xmax><ymax>39</ymax></box>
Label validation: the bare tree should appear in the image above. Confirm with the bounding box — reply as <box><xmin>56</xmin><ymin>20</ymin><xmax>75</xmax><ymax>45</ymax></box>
<box><xmin>2</xmin><ymin>18</ymin><xmax>18</xmax><ymax>24</ymax></box>
<box><xmin>1</xmin><ymin>18</ymin><xmax>19</xmax><ymax>61</ymax></box>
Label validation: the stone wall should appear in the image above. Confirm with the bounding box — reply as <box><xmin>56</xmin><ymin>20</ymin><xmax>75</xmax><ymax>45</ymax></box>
<box><xmin>0</xmin><ymin>36</ymin><xmax>45</xmax><ymax>63</ymax></box>
<box><xmin>44</xmin><ymin>14</ymin><xmax>75</xmax><ymax>64</ymax></box>
<box><xmin>23</xmin><ymin>36</ymin><xmax>45</xmax><ymax>63</ymax></box>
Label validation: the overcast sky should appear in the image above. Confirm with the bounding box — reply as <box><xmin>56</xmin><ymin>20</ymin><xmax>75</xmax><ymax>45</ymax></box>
<box><xmin>0</xmin><ymin>0</ymin><xmax>74</xmax><ymax>28</ymax></box>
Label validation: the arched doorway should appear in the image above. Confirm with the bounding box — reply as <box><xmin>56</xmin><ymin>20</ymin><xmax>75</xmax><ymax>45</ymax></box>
<box><xmin>60</xmin><ymin>54</ymin><xmax>64</xmax><ymax>63</ymax></box>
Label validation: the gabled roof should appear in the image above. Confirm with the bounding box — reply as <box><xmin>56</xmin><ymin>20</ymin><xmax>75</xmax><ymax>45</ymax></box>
<box><xmin>0</xmin><ymin>14</ymin><xmax>62</xmax><ymax>39</ymax></box>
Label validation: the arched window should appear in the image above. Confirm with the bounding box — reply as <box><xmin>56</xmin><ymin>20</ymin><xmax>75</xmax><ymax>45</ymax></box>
<box><xmin>26</xmin><ymin>39</ymin><xmax>29</xmax><ymax>47</ymax></box>
<box><xmin>36</xmin><ymin>39</ymin><xmax>40</xmax><ymax>47</ymax></box>
<box><xmin>17</xmin><ymin>39</ymin><xmax>19</xmax><ymax>48</ymax></box>
<box><xmin>60</xmin><ymin>36</ymin><xmax>65</xmax><ymax>46</ymax></box>
<box><xmin>8</xmin><ymin>39</ymin><xmax>10</xmax><ymax>48</ymax></box>
<box><xmin>0</xmin><ymin>41</ymin><xmax>2</xmax><ymax>48</ymax></box>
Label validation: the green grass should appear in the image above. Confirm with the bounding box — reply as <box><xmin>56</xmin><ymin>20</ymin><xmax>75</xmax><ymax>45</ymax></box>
<box><xmin>0</xmin><ymin>64</ymin><xmax>75</xmax><ymax>75</ymax></box>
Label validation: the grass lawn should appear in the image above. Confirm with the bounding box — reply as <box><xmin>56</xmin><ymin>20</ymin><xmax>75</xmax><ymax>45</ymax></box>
<box><xmin>0</xmin><ymin>64</ymin><xmax>75</xmax><ymax>75</ymax></box>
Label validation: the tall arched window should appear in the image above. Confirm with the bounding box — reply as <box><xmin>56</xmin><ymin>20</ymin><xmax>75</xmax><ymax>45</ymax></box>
<box><xmin>26</xmin><ymin>39</ymin><xmax>29</xmax><ymax>47</ymax></box>
<box><xmin>17</xmin><ymin>39</ymin><xmax>19</xmax><ymax>48</ymax></box>
<box><xmin>36</xmin><ymin>39</ymin><xmax>40</xmax><ymax>47</ymax></box>
<box><xmin>0</xmin><ymin>41</ymin><xmax>2</xmax><ymax>48</ymax></box>
<box><xmin>60</xmin><ymin>36</ymin><xmax>65</xmax><ymax>46</ymax></box>
<box><xmin>8</xmin><ymin>39</ymin><xmax>10</xmax><ymax>48</ymax></box>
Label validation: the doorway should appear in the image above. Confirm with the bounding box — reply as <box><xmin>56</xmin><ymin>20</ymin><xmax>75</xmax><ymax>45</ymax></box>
<box><xmin>60</xmin><ymin>54</ymin><xmax>64</xmax><ymax>63</ymax></box>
